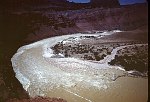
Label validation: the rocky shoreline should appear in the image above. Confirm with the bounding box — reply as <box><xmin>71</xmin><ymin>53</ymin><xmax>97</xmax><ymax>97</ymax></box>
<box><xmin>51</xmin><ymin>34</ymin><xmax>148</xmax><ymax>77</ymax></box>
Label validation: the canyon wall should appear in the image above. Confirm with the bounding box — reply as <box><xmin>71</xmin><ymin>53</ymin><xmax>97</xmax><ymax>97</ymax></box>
<box><xmin>25</xmin><ymin>4</ymin><xmax>148</xmax><ymax>42</ymax></box>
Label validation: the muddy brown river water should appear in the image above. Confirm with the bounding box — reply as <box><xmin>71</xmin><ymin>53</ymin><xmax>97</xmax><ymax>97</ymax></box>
<box><xmin>11</xmin><ymin>33</ymin><xmax>148</xmax><ymax>102</ymax></box>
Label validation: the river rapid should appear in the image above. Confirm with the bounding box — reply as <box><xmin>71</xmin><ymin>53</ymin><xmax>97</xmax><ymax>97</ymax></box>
<box><xmin>11</xmin><ymin>31</ymin><xmax>148</xmax><ymax>102</ymax></box>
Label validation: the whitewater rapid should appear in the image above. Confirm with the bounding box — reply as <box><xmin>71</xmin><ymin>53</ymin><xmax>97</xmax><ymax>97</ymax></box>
<box><xmin>11</xmin><ymin>30</ymin><xmax>147</xmax><ymax>102</ymax></box>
